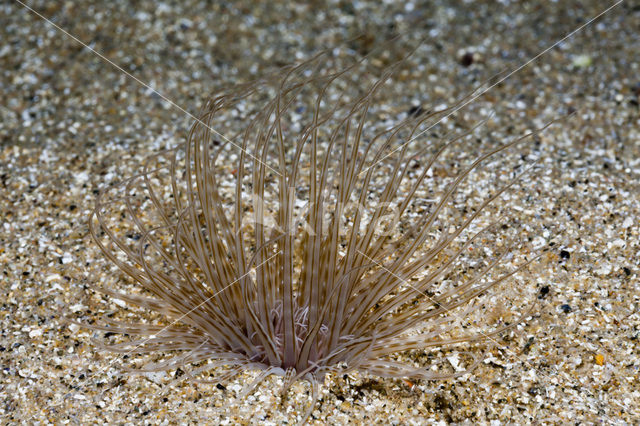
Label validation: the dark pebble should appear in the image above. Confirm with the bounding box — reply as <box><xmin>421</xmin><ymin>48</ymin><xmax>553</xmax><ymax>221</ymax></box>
<box><xmin>407</xmin><ymin>105</ymin><xmax>424</xmax><ymax>117</ymax></box>
<box><xmin>459</xmin><ymin>51</ymin><xmax>474</xmax><ymax>67</ymax></box>
<box><xmin>539</xmin><ymin>285</ymin><xmax>550</xmax><ymax>299</ymax></box>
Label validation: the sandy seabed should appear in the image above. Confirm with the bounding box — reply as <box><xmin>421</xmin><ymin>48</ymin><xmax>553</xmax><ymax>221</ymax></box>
<box><xmin>1</xmin><ymin>1</ymin><xmax>639</xmax><ymax>424</ymax></box>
